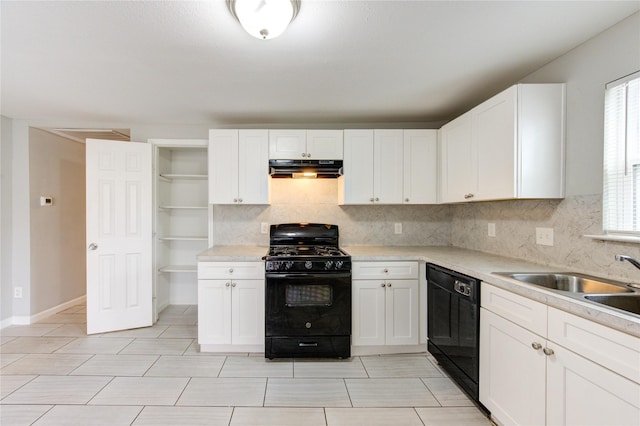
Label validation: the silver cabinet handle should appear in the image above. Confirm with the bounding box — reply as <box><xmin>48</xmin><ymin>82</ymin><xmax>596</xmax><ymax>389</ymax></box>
<box><xmin>231</xmin><ymin>282</ymin><xmax>237</xmax><ymax>287</ymax></box>
<box><xmin>543</xmin><ymin>347</ymin><xmax>555</xmax><ymax>356</ymax></box>
<box><xmin>387</xmin><ymin>283</ymin><xmax>392</xmax><ymax>287</ymax></box>
<box><xmin>383</xmin><ymin>268</ymin><xmax>389</xmax><ymax>273</ymax></box>
<box><xmin>229</xmin><ymin>268</ymin><xmax>233</xmax><ymax>273</ymax></box>
<box><xmin>370</xmin><ymin>198</ymin><xmax>375</xmax><ymax>202</ymax></box>
<box><xmin>405</xmin><ymin>198</ymin><xmax>409</xmax><ymax>202</ymax></box>
<box><xmin>233</xmin><ymin>198</ymin><xmax>238</xmax><ymax>203</ymax></box>
<box><xmin>375</xmin><ymin>197</ymin><xmax>379</xmax><ymax>202</ymax></box>
<box><xmin>531</xmin><ymin>342</ymin><xmax>542</xmax><ymax>350</ymax></box>
<box><xmin>88</xmin><ymin>243</ymin><xmax>98</xmax><ymax>250</ymax></box>
<box><xmin>238</xmin><ymin>198</ymin><xmax>243</xmax><ymax>203</ymax></box>
<box><xmin>380</xmin><ymin>283</ymin><xmax>386</xmax><ymax>288</ymax></box>
<box><xmin>225</xmin><ymin>282</ymin><xmax>230</xmax><ymax>287</ymax></box>
<box><xmin>464</xmin><ymin>193</ymin><xmax>474</xmax><ymax>199</ymax></box>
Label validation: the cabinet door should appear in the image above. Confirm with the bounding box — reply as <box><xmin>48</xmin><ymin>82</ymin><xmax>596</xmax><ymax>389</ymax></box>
<box><xmin>209</xmin><ymin>129</ymin><xmax>239</xmax><ymax>204</ymax></box>
<box><xmin>385</xmin><ymin>279</ymin><xmax>419</xmax><ymax>345</ymax></box>
<box><xmin>269</xmin><ymin>129</ymin><xmax>307</xmax><ymax>159</ymax></box>
<box><xmin>546</xmin><ymin>343</ymin><xmax>640</xmax><ymax>426</ymax></box>
<box><xmin>198</xmin><ymin>279</ymin><xmax>232</xmax><ymax>344</ymax></box>
<box><xmin>473</xmin><ymin>86</ymin><xmax>517</xmax><ymax>200</ymax></box>
<box><xmin>352</xmin><ymin>280</ymin><xmax>386</xmax><ymax>346</ymax></box>
<box><xmin>439</xmin><ymin>112</ymin><xmax>474</xmax><ymax>203</ymax></box>
<box><xmin>403</xmin><ymin>129</ymin><xmax>437</xmax><ymax>204</ymax></box>
<box><xmin>479</xmin><ymin>308</ymin><xmax>546</xmax><ymax>426</ymax></box>
<box><xmin>340</xmin><ymin>130</ymin><xmax>374</xmax><ymax>204</ymax></box>
<box><xmin>306</xmin><ymin>130</ymin><xmax>344</xmax><ymax>159</ymax></box>
<box><xmin>238</xmin><ymin>129</ymin><xmax>269</xmax><ymax>204</ymax></box>
<box><xmin>374</xmin><ymin>129</ymin><xmax>403</xmax><ymax>204</ymax></box>
<box><xmin>231</xmin><ymin>279</ymin><xmax>265</xmax><ymax>345</ymax></box>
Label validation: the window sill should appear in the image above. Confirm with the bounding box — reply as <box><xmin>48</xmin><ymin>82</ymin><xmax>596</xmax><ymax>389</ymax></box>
<box><xmin>584</xmin><ymin>234</ymin><xmax>640</xmax><ymax>244</ymax></box>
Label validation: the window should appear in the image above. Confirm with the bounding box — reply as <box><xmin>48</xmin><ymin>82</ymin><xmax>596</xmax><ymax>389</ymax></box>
<box><xmin>603</xmin><ymin>72</ymin><xmax>640</xmax><ymax>236</ymax></box>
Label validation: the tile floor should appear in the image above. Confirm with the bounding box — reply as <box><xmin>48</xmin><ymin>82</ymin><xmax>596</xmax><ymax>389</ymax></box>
<box><xmin>1</xmin><ymin>305</ymin><xmax>492</xmax><ymax>425</ymax></box>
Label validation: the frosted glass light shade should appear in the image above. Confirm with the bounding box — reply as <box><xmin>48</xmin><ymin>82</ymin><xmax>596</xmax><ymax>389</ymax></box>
<box><xmin>228</xmin><ymin>0</ymin><xmax>300</xmax><ymax>40</ymax></box>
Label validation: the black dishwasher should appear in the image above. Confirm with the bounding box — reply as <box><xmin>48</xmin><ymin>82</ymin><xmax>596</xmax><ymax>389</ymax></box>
<box><xmin>427</xmin><ymin>263</ymin><xmax>481</xmax><ymax>403</ymax></box>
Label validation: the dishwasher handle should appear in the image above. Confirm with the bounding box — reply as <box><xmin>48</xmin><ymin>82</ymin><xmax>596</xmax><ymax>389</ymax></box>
<box><xmin>454</xmin><ymin>280</ymin><xmax>472</xmax><ymax>297</ymax></box>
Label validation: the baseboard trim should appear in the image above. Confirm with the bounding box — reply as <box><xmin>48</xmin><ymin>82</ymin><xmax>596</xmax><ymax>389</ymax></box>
<box><xmin>1</xmin><ymin>295</ymin><xmax>86</xmax><ymax>328</ymax></box>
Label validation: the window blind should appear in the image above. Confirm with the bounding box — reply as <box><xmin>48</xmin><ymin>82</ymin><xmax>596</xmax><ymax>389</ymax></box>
<box><xmin>603</xmin><ymin>72</ymin><xmax>640</xmax><ymax>235</ymax></box>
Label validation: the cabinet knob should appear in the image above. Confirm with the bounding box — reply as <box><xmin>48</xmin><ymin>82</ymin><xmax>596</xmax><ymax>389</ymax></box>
<box><xmin>225</xmin><ymin>282</ymin><xmax>231</xmax><ymax>287</ymax></box>
<box><xmin>387</xmin><ymin>283</ymin><xmax>392</xmax><ymax>287</ymax></box>
<box><xmin>238</xmin><ymin>198</ymin><xmax>243</xmax><ymax>203</ymax></box>
<box><xmin>543</xmin><ymin>347</ymin><xmax>555</xmax><ymax>356</ymax></box>
<box><xmin>88</xmin><ymin>243</ymin><xmax>98</xmax><ymax>251</ymax></box>
<box><xmin>231</xmin><ymin>282</ymin><xmax>237</xmax><ymax>288</ymax></box>
<box><xmin>383</xmin><ymin>268</ymin><xmax>389</xmax><ymax>273</ymax></box>
<box><xmin>370</xmin><ymin>198</ymin><xmax>375</xmax><ymax>202</ymax></box>
<box><xmin>405</xmin><ymin>198</ymin><xmax>409</xmax><ymax>202</ymax></box>
<box><xmin>464</xmin><ymin>193</ymin><xmax>474</xmax><ymax>199</ymax></box>
<box><xmin>301</xmin><ymin>153</ymin><xmax>306</xmax><ymax>158</ymax></box>
<box><xmin>531</xmin><ymin>342</ymin><xmax>542</xmax><ymax>350</ymax></box>
<box><xmin>380</xmin><ymin>283</ymin><xmax>386</xmax><ymax>288</ymax></box>
<box><xmin>375</xmin><ymin>197</ymin><xmax>379</xmax><ymax>202</ymax></box>
<box><xmin>233</xmin><ymin>198</ymin><xmax>238</xmax><ymax>203</ymax></box>
<box><xmin>229</xmin><ymin>268</ymin><xmax>233</xmax><ymax>273</ymax></box>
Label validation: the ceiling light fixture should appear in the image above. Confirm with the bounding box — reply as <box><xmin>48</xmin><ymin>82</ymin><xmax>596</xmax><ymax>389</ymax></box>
<box><xmin>227</xmin><ymin>0</ymin><xmax>300</xmax><ymax>40</ymax></box>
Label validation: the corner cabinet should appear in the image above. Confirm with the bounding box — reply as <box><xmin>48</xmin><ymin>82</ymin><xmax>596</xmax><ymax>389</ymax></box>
<box><xmin>150</xmin><ymin>139</ymin><xmax>209</xmax><ymax>313</ymax></box>
<box><xmin>439</xmin><ymin>83</ymin><xmax>566</xmax><ymax>203</ymax></box>
<box><xmin>352</xmin><ymin>261</ymin><xmax>421</xmax><ymax>355</ymax></box>
<box><xmin>480</xmin><ymin>283</ymin><xmax>640</xmax><ymax>426</ymax></box>
<box><xmin>209</xmin><ymin>129</ymin><xmax>269</xmax><ymax>205</ymax></box>
<box><xmin>339</xmin><ymin>129</ymin><xmax>437</xmax><ymax>205</ymax></box>
<box><xmin>197</xmin><ymin>261</ymin><xmax>265</xmax><ymax>352</ymax></box>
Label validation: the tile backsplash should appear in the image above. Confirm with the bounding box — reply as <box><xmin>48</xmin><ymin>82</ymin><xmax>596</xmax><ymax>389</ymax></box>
<box><xmin>210</xmin><ymin>179</ymin><xmax>640</xmax><ymax>283</ymax></box>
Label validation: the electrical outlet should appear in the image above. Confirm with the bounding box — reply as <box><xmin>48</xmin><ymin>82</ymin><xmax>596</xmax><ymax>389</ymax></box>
<box><xmin>14</xmin><ymin>287</ymin><xmax>23</xmax><ymax>298</ymax></box>
<box><xmin>261</xmin><ymin>222</ymin><xmax>269</xmax><ymax>234</ymax></box>
<box><xmin>488</xmin><ymin>223</ymin><xmax>496</xmax><ymax>237</ymax></box>
<box><xmin>394</xmin><ymin>223</ymin><xmax>402</xmax><ymax>234</ymax></box>
<box><xmin>536</xmin><ymin>227</ymin><xmax>554</xmax><ymax>246</ymax></box>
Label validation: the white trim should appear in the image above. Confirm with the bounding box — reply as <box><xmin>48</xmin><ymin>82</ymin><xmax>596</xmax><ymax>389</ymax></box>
<box><xmin>0</xmin><ymin>295</ymin><xmax>86</xmax><ymax>328</ymax></box>
<box><xmin>584</xmin><ymin>234</ymin><xmax>640</xmax><ymax>244</ymax></box>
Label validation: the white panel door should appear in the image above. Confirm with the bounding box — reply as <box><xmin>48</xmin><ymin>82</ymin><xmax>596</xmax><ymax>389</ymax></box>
<box><xmin>374</xmin><ymin>129</ymin><xmax>403</xmax><ymax>204</ymax></box>
<box><xmin>340</xmin><ymin>130</ymin><xmax>374</xmax><ymax>204</ymax></box>
<box><xmin>198</xmin><ymin>279</ymin><xmax>232</xmax><ymax>344</ymax></box>
<box><xmin>439</xmin><ymin>112</ymin><xmax>474</xmax><ymax>203</ymax></box>
<box><xmin>86</xmin><ymin>138</ymin><xmax>152</xmax><ymax>334</ymax></box>
<box><xmin>209</xmin><ymin>129</ymin><xmax>239</xmax><ymax>204</ymax></box>
<box><xmin>546</xmin><ymin>343</ymin><xmax>640</xmax><ymax>426</ymax></box>
<box><xmin>231</xmin><ymin>279</ymin><xmax>265</xmax><ymax>345</ymax></box>
<box><xmin>403</xmin><ymin>129</ymin><xmax>437</xmax><ymax>204</ymax></box>
<box><xmin>238</xmin><ymin>129</ymin><xmax>269</xmax><ymax>204</ymax></box>
<box><xmin>385</xmin><ymin>279</ymin><xmax>419</xmax><ymax>345</ymax></box>
<box><xmin>268</xmin><ymin>129</ymin><xmax>307</xmax><ymax>159</ymax></box>
<box><xmin>352</xmin><ymin>280</ymin><xmax>386</xmax><ymax>346</ymax></box>
<box><xmin>306</xmin><ymin>130</ymin><xmax>344</xmax><ymax>159</ymax></box>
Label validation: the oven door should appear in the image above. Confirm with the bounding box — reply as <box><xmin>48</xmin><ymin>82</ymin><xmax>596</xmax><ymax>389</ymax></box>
<box><xmin>265</xmin><ymin>272</ymin><xmax>351</xmax><ymax>337</ymax></box>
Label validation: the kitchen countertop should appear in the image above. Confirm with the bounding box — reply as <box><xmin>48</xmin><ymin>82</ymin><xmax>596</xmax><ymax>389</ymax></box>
<box><xmin>198</xmin><ymin>244</ymin><xmax>640</xmax><ymax>337</ymax></box>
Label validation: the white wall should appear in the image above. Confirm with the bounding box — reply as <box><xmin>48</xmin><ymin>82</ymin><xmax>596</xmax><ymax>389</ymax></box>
<box><xmin>29</xmin><ymin>128</ymin><xmax>86</xmax><ymax>315</ymax></box>
<box><xmin>1</xmin><ymin>116</ymin><xmax>13</xmax><ymax>325</ymax></box>
<box><xmin>451</xmin><ymin>12</ymin><xmax>640</xmax><ymax>282</ymax></box>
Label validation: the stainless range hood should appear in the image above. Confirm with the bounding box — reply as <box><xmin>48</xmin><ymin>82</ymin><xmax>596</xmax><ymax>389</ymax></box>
<box><xmin>269</xmin><ymin>159</ymin><xmax>343</xmax><ymax>178</ymax></box>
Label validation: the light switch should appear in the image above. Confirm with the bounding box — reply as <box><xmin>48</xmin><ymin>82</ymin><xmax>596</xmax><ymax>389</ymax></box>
<box><xmin>394</xmin><ymin>223</ymin><xmax>402</xmax><ymax>234</ymax></box>
<box><xmin>536</xmin><ymin>227</ymin><xmax>554</xmax><ymax>246</ymax></box>
<box><xmin>40</xmin><ymin>196</ymin><xmax>53</xmax><ymax>206</ymax></box>
<box><xmin>488</xmin><ymin>223</ymin><xmax>496</xmax><ymax>237</ymax></box>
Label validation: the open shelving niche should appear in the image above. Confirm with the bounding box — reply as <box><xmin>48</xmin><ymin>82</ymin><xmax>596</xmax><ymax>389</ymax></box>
<box><xmin>150</xmin><ymin>139</ymin><xmax>210</xmax><ymax>317</ymax></box>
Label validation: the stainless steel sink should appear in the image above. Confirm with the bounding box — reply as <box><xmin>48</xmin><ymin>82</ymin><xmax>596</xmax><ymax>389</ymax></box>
<box><xmin>583</xmin><ymin>295</ymin><xmax>640</xmax><ymax>315</ymax></box>
<box><xmin>497</xmin><ymin>273</ymin><xmax>633</xmax><ymax>294</ymax></box>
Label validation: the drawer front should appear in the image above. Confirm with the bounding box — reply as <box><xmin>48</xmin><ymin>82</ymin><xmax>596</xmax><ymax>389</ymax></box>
<box><xmin>353</xmin><ymin>261</ymin><xmax>418</xmax><ymax>280</ymax></box>
<box><xmin>481</xmin><ymin>283</ymin><xmax>547</xmax><ymax>337</ymax></box>
<box><xmin>548</xmin><ymin>307</ymin><xmax>640</xmax><ymax>383</ymax></box>
<box><xmin>198</xmin><ymin>262</ymin><xmax>264</xmax><ymax>280</ymax></box>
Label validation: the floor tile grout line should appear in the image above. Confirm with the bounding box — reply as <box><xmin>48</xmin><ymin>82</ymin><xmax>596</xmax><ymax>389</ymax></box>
<box><xmin>84</xmin><ymin>375</ymin><xmax>116</xmax><ymax>406</ymax></box>
<box><xmin>173</xmin><ymin>376</ymin><xmax>193</xmax><ymax>407</ymax></box>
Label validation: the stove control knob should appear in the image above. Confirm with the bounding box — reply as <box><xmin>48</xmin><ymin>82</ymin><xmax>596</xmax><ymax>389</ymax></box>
<box><xmin>306</xmin><ymin>322</ymin><xmax>312</xmax><ymax>329</ymax></box>
<box><xmin>325</xmin><ymin>260</ymin><xmax>333</xmax><ymax>270</ymax></box>
<box><xmin>285</xmin><ymin>261</ymin><xmax>294</xmax><ymax>270</ymax></box>
<box><xmin>304</xmin><ymin>261</ymin><xmax>313</xmax><ymax>270</ymax></box>
<box><xmin>335</xmin><ymin>260</ymin><xmax>344</xmax><ymax>269</ymax></box>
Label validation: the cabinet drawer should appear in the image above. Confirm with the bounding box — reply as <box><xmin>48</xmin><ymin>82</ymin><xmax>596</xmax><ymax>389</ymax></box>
<box><xmin>481</xmin><ymin>283</ymin><xmax>547</xmax><ymax>337</ymax></box>
<box><xmin>198</xmin><ymin>262</ymin><xmax>264</xmax><ymax>280</ymax></box>
<box><xmin>352</xmin><ymin>261</ymin><xmax>419</xmax><ymax>280</ymax></box>
<box><xmin>548</xmin><ymin>307</ymin><xmax>640</xmax><ymax>383</ymax></box>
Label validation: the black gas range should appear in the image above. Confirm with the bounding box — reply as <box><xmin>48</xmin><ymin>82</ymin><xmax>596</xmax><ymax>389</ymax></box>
<box><xmin>264</xmin><ymin>223</ymin><xmax>352</xmax><ymax>359</ymax></box>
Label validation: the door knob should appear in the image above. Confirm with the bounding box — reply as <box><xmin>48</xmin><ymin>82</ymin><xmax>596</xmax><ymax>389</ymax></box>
<box><xmin>88</xmin><ymin>243</ymin><xmax>98</xmax><ymax>250</ymax></box>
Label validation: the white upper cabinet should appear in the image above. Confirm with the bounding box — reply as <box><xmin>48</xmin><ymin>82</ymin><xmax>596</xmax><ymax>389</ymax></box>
<box><xmin>339</xmin><ymin>129</ymin><xmax>403</xmax><ymax>204</ymax></box>
<box><xmin>439</xmin><ymin>83</ymin><xmax>566</xmax><ymax>203</ymax></box>
<box><xmin>209</xmin><ymin>129</ymin><xmax>269</xmax><ymax>205</ymax></box>
<box><xmin>403</xmin><ymin>129</ymin><xmax>437</xmax><ymax>204</ymax></box>
<box><xmin>269</xmin><ymin>129</ymin><xmax>343</xmax><ymax>160</ymax></box>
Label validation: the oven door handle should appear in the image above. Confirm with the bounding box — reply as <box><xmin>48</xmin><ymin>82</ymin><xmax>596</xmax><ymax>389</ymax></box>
<box><xmin>265</xmin><ymin>272</ymin><xmax>352</xmax><ymax>279</ymax></box>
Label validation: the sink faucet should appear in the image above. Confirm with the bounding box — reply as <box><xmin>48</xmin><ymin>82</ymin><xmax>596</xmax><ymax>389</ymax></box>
<box><xmin>615</xmin><ymin>254</ymin><xmax>640</xmax><ymax>271</ymax></box>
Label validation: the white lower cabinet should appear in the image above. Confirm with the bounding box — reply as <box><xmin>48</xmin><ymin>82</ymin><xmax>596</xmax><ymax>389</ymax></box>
<box><xmin>352</xmin><ymin>262</ymin><xmax>420</xmax><ymax>350</ymax></box>
<box><xmin>480</xmin><ymin>283</ymin><xmax>640</xmax><ymax>426</ymax></box>
<box><xmin>197</xmin><ymin>262</ymin><xmax>264</xmax><ymax>352</ymax></box>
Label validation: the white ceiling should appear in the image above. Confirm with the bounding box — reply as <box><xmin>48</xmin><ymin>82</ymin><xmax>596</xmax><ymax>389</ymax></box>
<box><xmin>1</xmin><ymin>1</ymin><xmax>638</xmax><ymax>126</ymax></box>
